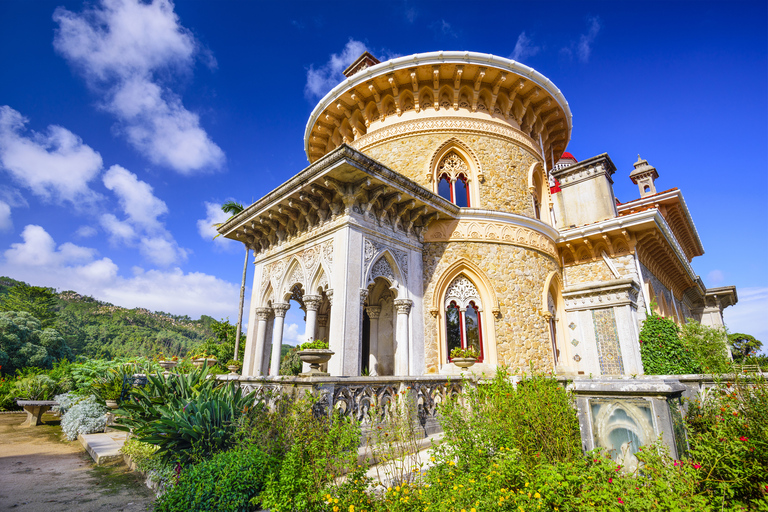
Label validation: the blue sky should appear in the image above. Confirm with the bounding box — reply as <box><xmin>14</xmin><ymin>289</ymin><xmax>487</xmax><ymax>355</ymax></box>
<box><xmin>0</xmin><ymin>0</ymin><xmax>766</xmax><ymax>346</ymax></box>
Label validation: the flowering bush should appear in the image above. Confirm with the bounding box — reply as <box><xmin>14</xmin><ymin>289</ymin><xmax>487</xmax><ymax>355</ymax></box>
<box><xmin>60</xmin><ymin>394</ymin><xmax>106</xmax><ymax>440</ymax></box>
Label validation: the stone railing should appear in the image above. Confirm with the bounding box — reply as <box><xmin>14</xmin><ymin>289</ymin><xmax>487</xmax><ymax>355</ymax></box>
<box><xmin>224</xmin><ymin>375</ymin><xmax>466</xmax><ymax>438</ymax></box>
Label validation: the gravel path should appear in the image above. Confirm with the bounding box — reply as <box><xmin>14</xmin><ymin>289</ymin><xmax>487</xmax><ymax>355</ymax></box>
<box><xmin>0</xmin><ymin>413</ymin><xmax>156</xmax><ymax>511</ymax></box>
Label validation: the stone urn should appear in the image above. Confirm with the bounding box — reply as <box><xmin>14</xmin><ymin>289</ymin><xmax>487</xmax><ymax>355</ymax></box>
<box><xmin>158</xmin><ymin>360</ymin><xmax>178</xmax><ymax>370</ymax></box>
<box><xmin>105</xmin><ymin>399</ymin><xmax>119</xmax><ymax>409</ymax></box>
<box><xmin>452</xmin><ymin>357</ymin><xmax>477</xmax><ymax>369</ymax></box>
<box><xmin>193</xmin><ymin>358</ymin><xmax>218</xmax><ymax>368</ymax></box>
<box><xmin>227</xmin><ymin>364</ymin><xmax>241</xmax><ymax>374</ymax></box>
<box><xmin>298</xmin><ymin>349</ymin><xmax>334</xmax><ymax>376</ymax></box>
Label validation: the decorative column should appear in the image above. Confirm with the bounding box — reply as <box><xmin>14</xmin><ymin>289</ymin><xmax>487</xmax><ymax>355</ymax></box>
<box><xmin>394</xmin><ymin>299</ymin><xmax>413</xmax><ymax>376</ymax></box>
<box><xmin>365</xmin><ymin>306</ymin><xmax>381</xmax><ymax>376</ymax></box>
<box><xmin>250</xmin><ymin>307</ymin><xmax>272</xmax><ymax>376</ymax></box>
<box><xmin>303</xmin><ymin>295</ymin><xmax>323</xmax><ymax>343</ymax></box>
<box><xmin>269</xmin><ymin>303</ymin><xmax>290</xmax><ymax>375</ymax></box>
<box><xmin>317</xmin><ymin>314</ymin><xmax>329</xmax><ymax>341</ymax></box>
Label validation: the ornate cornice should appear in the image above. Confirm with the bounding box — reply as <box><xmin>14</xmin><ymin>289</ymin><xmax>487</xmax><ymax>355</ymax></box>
<box><xmin>424</xmin><ymin>209</ymin><xmax>558</xmax><ymax>259</ymax></box>
<box><xmin>351</xmin><ymin>116</ymin><xmax>541</xmax><ymax>158</ymax></box>
<box><xmin>562</xmin><ymin>278</ymin><xmax>640</xmax><ymax>312</ymax></box>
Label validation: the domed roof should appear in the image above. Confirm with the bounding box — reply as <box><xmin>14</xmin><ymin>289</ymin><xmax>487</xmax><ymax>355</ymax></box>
<box><xmin>304</xmin><ymin>51</ymin><xmax>573</xmax><ymax>169</ymax></box>
<box><xmin>560</xmin><ymin>151</ymin><xmax>577</xmax><ymax>162</ymax></box>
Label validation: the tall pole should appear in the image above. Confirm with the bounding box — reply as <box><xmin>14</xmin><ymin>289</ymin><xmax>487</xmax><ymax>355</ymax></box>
<box><xmin>234</xmin><ymin>247</ymin><xmax>249</xmax><ymax>361</ymax></box>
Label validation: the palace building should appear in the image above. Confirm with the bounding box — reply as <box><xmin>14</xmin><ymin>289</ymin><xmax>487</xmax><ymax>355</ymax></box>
<box><xmin>217</xmin><ymin>51</ymin><xmax>736</xmax><ymax>378</ymax></box>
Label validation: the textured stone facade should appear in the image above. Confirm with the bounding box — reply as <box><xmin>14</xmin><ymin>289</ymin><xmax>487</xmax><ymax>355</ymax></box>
<box><xmin>564</xmin><ymin>260</ymin><xmax>615</xmax><ymax>286</ymax></box>
<box><xmin>421</xmin><ymin>240</ymin><xmax>559</xmax><ymax>374</ymax></box>
<box><xmin>360</xmin><ymin>132</ymin><xmax>540</xmax><ymax>217</ymax></box>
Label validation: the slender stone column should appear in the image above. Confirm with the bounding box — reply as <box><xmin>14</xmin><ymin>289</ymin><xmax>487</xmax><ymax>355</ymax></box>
<box><xmin>250</xmin><ymin>307</ymin><xmax>272</xmax><ymax>376</ymax></box>
<box><xmin>394</xmin><ymin>299</ymin><xmax>413</xmax><ymax>376</ymax></box>
<box><xmin>269</xmin><ymin>303</ymin><xmax>290</xmax><ymax>375</ymax></box>
<box><xmin>317</xmin><ymin>314</ymin><xmax>329</xmax><ymax>341</ymax></box>
<box><xmin>303</xmin><ymin>295</ymin><xmax>322</xmax><ymax>343</ymax></box>
<box><xmin>365</xmin><ymin>306</ymin><xmax>381</xmax><ymax>376</ymax></box>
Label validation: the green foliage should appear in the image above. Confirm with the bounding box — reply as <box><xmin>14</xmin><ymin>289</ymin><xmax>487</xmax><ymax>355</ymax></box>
<box><xmin>680</xmin><ymin>320</ymin><xmax>732</xmax><ymax>374</ymax></box>
<box><xmin>728</xmin><ymin>333</ymin><xmax>763</xmax><ymax>363</ymax></box>
<box><xmin>437</xmin><ymin>367</ymin><xmax>583</xmax><ymax>469</ymax></box>
<box><xmin>155</xmin><ymin>445</ymin><xmax>276</xmax><ymax>512</ymax></box>
<box><xmin>189</xmin><ymin>318</ymin><xmax>244</xmax><ymax>372</ymax></box>
<box><xmin>117</xmin><ymin>367</ymin><xmax>258</xmax><ymax>465</ymax></box>
<box><xmin>449</xmin><ymin>346</ymin><xmax>479</xmax><ymax>359</ymax></box>
<box><xmin>260</xmin><ymin>395</ymin><xmax>363</xmax><ymax>512</ymax></box>
<box><xmin>120</xmin><ymin>439</ymin><xmax>176</xmax><ymax>493</ymax></box>
<box><xmin>0</xmin><ymin>311</ymin><xmax>72</xmax><ymax>374</ymax></box>
<box><xmin>90</xmin><ymin>367</ymin><xmax>126</xmax><ymax>401</ymax></box>
<box><xmin>686</xmin><ymin>375</ymin><xmax>768</xmax><ymax>504</ymax></box>
<box><xmin>9</xmin><ymin>373</ymin><xmax>61</xmax><ymax>400</ymax></box>
<box><xmin>299</xmin><ymin>338</ymin><xmax>329</xmax><ymax>350</ymax></box>
<box><xmin>280</xmin><ymin>346</ymin><xmax>302</xmax><ymax>376</ymax></box>
<box><xmin>639</xmin><ymin>313</ymin><xmax>698</xmax><ymax>374</ymax></box>
<box><xmin>0</xmin><ymin>282</ymin><xmax>58</xmax><ymax>327</ymax></box>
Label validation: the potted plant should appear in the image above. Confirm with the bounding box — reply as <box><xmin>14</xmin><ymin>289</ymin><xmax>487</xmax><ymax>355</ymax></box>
<box><xmin>190</xmin><ymin>350</ymin><xmax>218</xmax><ymax>368</ymax></box>
<box><xmin>450</xmin><ymin>346</ymin><xmax>479</xmax><ymax>368</ymax></box>
<box><xmin>157</xmin><ymin>353</ymin><xmax>179</xmax><ymax>370</ymax></box>
<box><xmin>297</xmin><ymin>339</ymin><xmax>333</xmax><ymax>376</ymax></box>
<box><xmin>226</xmin><ymin>359</ymin><xmax>242</xmax><ymax>374</ymax></box>
<box><xmin>98</xmin><ymin>378</ymin><xmax>123</xmax><ymax>409</ymax></box>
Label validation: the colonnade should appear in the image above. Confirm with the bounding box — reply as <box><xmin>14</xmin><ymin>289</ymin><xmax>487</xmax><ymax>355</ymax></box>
<box><xmin>247</xmin><ymin>291</ymin><xmax>413</xmax><ymax>377</ymax></box>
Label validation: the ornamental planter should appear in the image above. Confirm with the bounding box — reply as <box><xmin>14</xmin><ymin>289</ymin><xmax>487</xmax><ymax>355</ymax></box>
<box><xmin>193</xmin><ymin>358</ymin><xmax>218</xmax><ymax>368</ymax></box>
<box><xmin>452</xmin><ymin>357</ymin><xmax>477</xmax><ymax>369</ymax></box>
<box><xmin>158</xmin><ymin>360</ymin><xmax>178</xmax><ymax>370</ymax></box>
<box><xmin>297</xmin><ymin>349</ymin><xmax>334</xmax><ymax>376</ymax></box>
<box><xmin>227</xmin><ymin>365</ymin><xmax>241</xmax><ymax>374</ymax></box>
<box><xmin>105</xmin><ymin>399</ymin><xmax>119</xmax><ymax>409</ymax></box>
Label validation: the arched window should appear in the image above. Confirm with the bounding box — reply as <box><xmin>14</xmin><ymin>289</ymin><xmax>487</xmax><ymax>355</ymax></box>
<box><xmin>444</xmin><ymin>275</ymin><xmax>484</xmax><ymax>362</ymax></box>
<box><xmin>436</xmin><ymin>152</ymin><xmax>472</xmax><ymax>207</ymax></box>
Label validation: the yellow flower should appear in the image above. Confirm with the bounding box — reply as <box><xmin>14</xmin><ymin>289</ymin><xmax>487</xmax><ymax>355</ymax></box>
<box><xmin>534</xmin><ymin>492</ymin><xmax>541</xmax><ymax>499</ymax></box>
<box><xmin>471</xmin><ymin>508</ymin><xmax>477</xmax><ymax>512</ymax></box>
<box><xmin>349</xmin><ymin>506</ymin><xmax>355</xmax><ymax>512</ymax></box>
<box><xmin>525</xmin><ymin>482</ymin><xmax>529</xmax><ymax>487</ymax></box>
<box><xmin>334</xmin><ymin>498</ymin><xmax>339</xmax><ymax>504</ymax></box>
<box><xmin>453</xmin><ymin>486</ymin><xmax>458</xmax><ymax>491</ymax></box>
<box><xmin>333</xmin><ymin>508</ymin><xmax>339</xmax><ymax>512</ymax></box>
<box><xmin>395</xmin><ymin>486</ymin><xmax>400</xmax><ymax>492</ymax></box>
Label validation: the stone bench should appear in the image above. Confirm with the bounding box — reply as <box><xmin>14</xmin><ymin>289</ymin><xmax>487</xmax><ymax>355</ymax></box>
<box><xmin>16</xmin><ymin>400</ymin><xmax>59</xmax><ymax>427</ymax></box>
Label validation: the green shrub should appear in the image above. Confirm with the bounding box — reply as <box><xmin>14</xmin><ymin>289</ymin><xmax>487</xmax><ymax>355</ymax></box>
<box><xmin>639</xmin><ymin>313</ymin><xmax>698</xmax><ymax>374</ymax></box>
<box><xmin>299</xmin><ymin>339</ymin><xmax>329</xmax><ymax>350</ymax></box>
<box><xmin>436</xmin><ymin>367</ymin><xmax>582</xmax><ymax>469</ymax></box>
<box><xmin>680</xmin><ymin>320</ymin><xmax>732</xmax><ymax>374</ymax></box>
<box><xmin>117</xmin><ymin>367</ymin><xmax>259</xmax><ymax>465</ymax></box>
<box><xmin>10</xmin><ymin>373</ymin><xmax>61</xmax><ymax>400</ymax></box>
<box><xmin>260</xmin><ymin>394</ymin><xmax>363</xmax><ymax>512</ymax></box>
<box><xmin>686</xmin><ymin>375</ymin><xmax>768</xmax><ymax>504</ymax></box>
<box><xmin>279</xmin><ymin>346</ymin><xmax>302</xmax><ymax>376</ymax></box>
<box><xmin>121</xmin><ymin>438</ymin><xmax>176</xmax><ymax>493</ymax></box>
<box><xmin>154</xmin><ymin>445</ymin><xmax>276</xmax><ymax>512</ymax></box>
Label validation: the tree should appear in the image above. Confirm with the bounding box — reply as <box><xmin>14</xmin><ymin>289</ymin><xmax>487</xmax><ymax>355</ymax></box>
<box><xmin>217</xmin><ymin>200</ymin><xmax>249</xmax><ymax>362</ymax></box>
<box><xmin>0</xmin><ymin>283</ymin><xmax>58</xmax><ymax>327</ymax></box>
<box><xmin>728</xmin><ymin>333</ymin><xmax>763</xmax><ymax>362</ymax></box>
<box><xmin>0</xmin><ymin>311</ymin><xmax>72</xmax><ymax>374</ymax></box>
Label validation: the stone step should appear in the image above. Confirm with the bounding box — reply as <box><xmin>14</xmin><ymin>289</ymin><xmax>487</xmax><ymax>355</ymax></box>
<box><xmin>78</xmin><ymin>431</ymin><xmax>127</xmax><ymax>465</ymax></box>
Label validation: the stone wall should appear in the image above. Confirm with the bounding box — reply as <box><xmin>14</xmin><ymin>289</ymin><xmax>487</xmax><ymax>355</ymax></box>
<box><xmin>360</xmin><ymin>132</ymin><xmax>540</xmax><ymax>216</ymax></box>
<box><xmin>422</xmin><ymin>241</ymin><xmax>558</xmax><ymax>374</ymax></box>
<box><xmin>564</xmin><ymin>260</ymin><xmax>615</xmax><ymax>285</ymax></box>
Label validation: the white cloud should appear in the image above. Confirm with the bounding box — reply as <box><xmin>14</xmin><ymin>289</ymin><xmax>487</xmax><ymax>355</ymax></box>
<box><xmin>282</xmin><ymin>321</ymin><xmax>308</xmax><ymax>346</ymax></box>
<box><xmin>99</xmin><ymin>165</ymin><xmax>187</xmax><ymax>265</ymax></box>
<box><xmin>305</xmin><ymin>39</ymin><xmax>368</xmax><ymax>100</ymax></box>
<box><xmin>707</xmin><ymin>269</ymin><xmax>724</xmax><ymax>285</ymax></box>
<box><xmin>724</xmin><ymin>287</ymin><xmax>768</xmax><ymax>344</ymax></box>
<box><xmin>197</xmin><ymin>201</ymin><xmax>234</xmax><ymax>247</ymax></box>
<box><xmin>53</xmin><ymin>0</ymin><xmax>224</xmax><ymax>174</ymax></box>
<box><xmin>103</xmin><ymin>165</ymin><xmax>167</xmax><ymax>231</ymax></box>
<box><xmin>0</xmin><ymin>106</ymin><xmax>102</xmax><ymax>205</ymax></box>
<box><xmin>76</xmin><ymin>225</ymin><xmax>98</xmax><ymax>238</ymax></box>
<box><xmin>0</xmin><ymin>201</ymin><xmax>11</xmax><ymax>233</ymax></box>
<box><xmin>577</xmin><ymin>16</ymin><xmax>601</xmax><ymax>63</ymax></box>
<box><xmin>511</xmin><ymin>32</ymin><xmax>540</xmax><ymax>62</ymax></box>
<box><xmin>0</xmin><ymin>224</ymin><xmax>239</xmax><ymax>319</ymax></box>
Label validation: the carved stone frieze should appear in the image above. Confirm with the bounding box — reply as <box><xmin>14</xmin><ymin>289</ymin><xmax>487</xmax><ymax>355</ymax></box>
<box><xmin>351</xmin><ymin>116</ymin><xmax>542</xmax><ymax>159</ymax></box>
<box><xmin>363</xmin><ymin>237</ymin><xmax>409</xmax><ymax>284</ymax></box>
<box><xmin>369</xmin><ymin>257</ymin><xmax>395</xmax><ymax>285</ymax></box>
<box><xmin>562</xmin><ymin>279</ymin><xmax>641</xmax><ymax>312</ymax></box>
<box><xmin>425</xmin><ymin>219</ymin><xmax>558</xmax><ymax>259</ymax></box>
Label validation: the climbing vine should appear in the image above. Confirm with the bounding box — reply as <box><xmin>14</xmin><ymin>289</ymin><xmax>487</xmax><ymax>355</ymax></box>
<box><xmin>639</xmin><ymin>313</ymin><xmax>698</xmax><ymax>375</ymax></box>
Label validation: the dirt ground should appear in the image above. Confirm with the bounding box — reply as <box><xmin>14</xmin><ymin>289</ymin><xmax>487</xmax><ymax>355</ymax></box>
<box><xmin>0</xmin><ymin>412</ymin><xmax>156</xmax><ymax>511</ymax></box>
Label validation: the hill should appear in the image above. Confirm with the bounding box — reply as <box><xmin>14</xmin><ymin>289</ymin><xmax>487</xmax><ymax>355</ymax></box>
<box><xmin>0</xmin><ymin>276</ymin><xmax>217</xmax><ymax>360</ymax></box>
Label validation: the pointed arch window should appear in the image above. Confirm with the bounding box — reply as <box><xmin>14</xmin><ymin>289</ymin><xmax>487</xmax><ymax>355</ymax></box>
<box><xmin>444</xmin><ymin>275</ymin><xmax>484</xmax><ymax>362</ymax></box>
<box><xmin>436</xmin><ymin>152</ymin><xmax>472</xmax><ymax>207</ymax></box>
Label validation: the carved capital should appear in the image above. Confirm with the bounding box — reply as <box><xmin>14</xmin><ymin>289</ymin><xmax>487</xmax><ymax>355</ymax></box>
<box><xmin>360</xmin><ymin>288</ymin><xmax>369</xmax><ymax>306</ymax></box>
<box><xmin>394</xmin><ymin>298</ymin><xmax>413</xmax><ymax>315</ymax></box>
<box><xmin>365</xmin><ymin>306</ymin><xmax>382</xmax><ymax>319</ymax></box>
<box><xmin>255</xmin><ymin>307</ymin><xmax>272</xmax><ymax>321</ymax></box>
<box><xmin>325</xmin><ymin>289</ymin><xmax>334</xmax><ymax>307</ymax></box>
<box><xmin>303</xmin><ymin>294</ymin><xmax>323</xmax><ymax>312</ymax></box>
<box><xmin>272</xmin><ymin>302</ymin><xmax>291</xmax><ymax>317</ymax></box>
